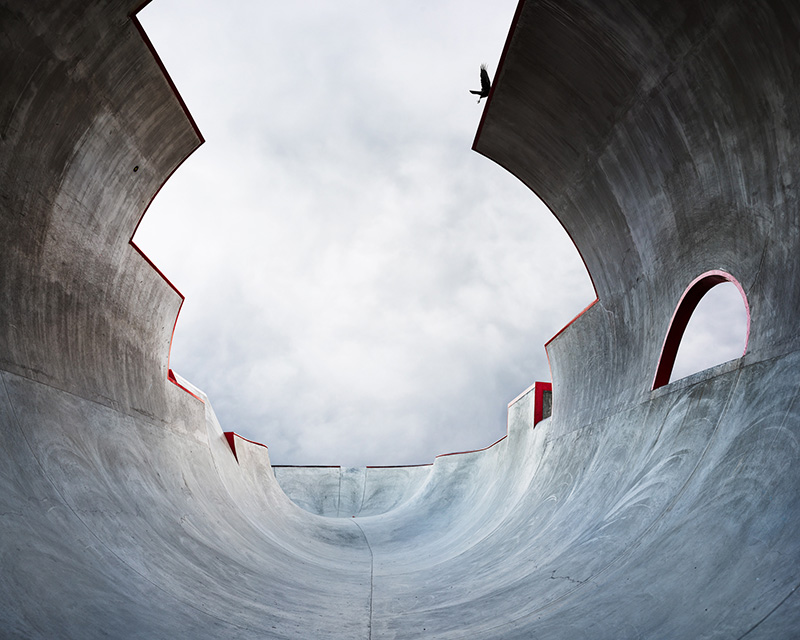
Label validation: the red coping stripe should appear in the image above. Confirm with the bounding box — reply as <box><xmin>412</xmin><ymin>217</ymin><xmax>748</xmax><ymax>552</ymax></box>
<box><xmin>272</xmin><ymin>465</ymin><xmax>342</xmax><ymax>469</ymax></box>
<box><xmin>470</xmin><ymin>0</ymin><xmax>599</xmax><ymax>299</ymax></box>
<box><xmin>435</xmin><ymin>435</ymin><xmax>509</xmax><ymax>460</ymax></box>
<box><xmin>224</xmin><ymin>431</ymin><xmax>271</xmax><ymax>463</ymax></box>
<box><xmin>128</xmin><ymin>243</ymin><xmax>199</xmax><ymax>405</ymax></box>
<box><xmin>167</xmin><ymin>369</ymin><xmax>204</xmax><ymax>403</ymax></box>
<box><xmin>545</xmin><ymin>298</ymin><xmax>599</xmax><ymax>348</ymax></box>
<box><xmin>435</xmin><ymin>380</ymin><xmax>552</xmax><ymax>459</ymax></box>
<box><xmin>127</xmin><ymin>9</ymin><xmax>206</xmax><ymax>402</ymax></box>
<box><xmin>366</xmin><ymin>464</ymin><xmax>433</xmax><ymax>469</ymax></box>
<box><xmin>533</xmin><ymin>381</ymin><xmax>552</xmax><ymax>426</ymax></box>
<box><xmin>471</xmin><ymin>0</ymin><xmax>526</xmax><ymax>149</ymax></box>
<box><xmin>224</xmin><ymin>382</ymin><xmax>552</xmax><ymax>466</ymax></box>
<box><xmin>129</xmin><ymin>11</ymin><xmax>204</xmax><ymax>143</ymax></box>
<box><xmin>652</xmin><ymin>270</ymin><xmax>750</xmax><ymax>390</ymax></box>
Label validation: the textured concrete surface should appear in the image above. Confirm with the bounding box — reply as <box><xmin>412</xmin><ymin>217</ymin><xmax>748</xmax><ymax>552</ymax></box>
<box><xmin>1</xmin><ymin>0</ymin><xmax>799</xmax><ymax>637</ymax></box>
<box><xmin>274</xmin><ymin>464</ymin><xmax>433</xmax><ymax>518</ymax></box>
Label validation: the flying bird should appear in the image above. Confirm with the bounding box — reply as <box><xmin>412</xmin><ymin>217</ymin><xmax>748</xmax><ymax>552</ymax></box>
<box><xmin>470</xmin><ymin>64</ymin><xmax>491</xmax><ymax>103</ymax></box>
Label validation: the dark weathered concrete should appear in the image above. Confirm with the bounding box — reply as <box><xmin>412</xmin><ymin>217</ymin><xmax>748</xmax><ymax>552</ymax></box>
<box><xmin>1</xmin><ymin>0</ymin><xmax>799</xmax><ymax>637</ymax></box>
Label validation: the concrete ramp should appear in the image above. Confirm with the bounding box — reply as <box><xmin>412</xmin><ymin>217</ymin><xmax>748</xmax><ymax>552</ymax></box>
<box><xmin>1</xmin><ymin>0</ymin><xmax>799</xmax><ymax>637</ymax></box>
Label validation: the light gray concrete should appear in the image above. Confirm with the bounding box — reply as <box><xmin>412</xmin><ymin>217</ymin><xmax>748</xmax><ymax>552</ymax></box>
<box><xmin>1</xmin><ymin>0</ymin><xmax>799</xmax><ymax>637</ymax></box>
<box><xmin>274</xmin><ymin>465</ymin><xmax>432</xmax><ymax>517</ymax></box>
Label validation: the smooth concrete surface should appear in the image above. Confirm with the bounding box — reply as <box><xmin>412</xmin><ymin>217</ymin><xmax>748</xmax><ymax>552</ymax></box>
<box><xmin>1</xmin><ymin>0</ymin><xmax>799</xmax><ymax>637</ymax></box>
<box><xmin>274</xmin><ymin>465</ymin><xmax>432</xmax><ymax>518</ymax></box>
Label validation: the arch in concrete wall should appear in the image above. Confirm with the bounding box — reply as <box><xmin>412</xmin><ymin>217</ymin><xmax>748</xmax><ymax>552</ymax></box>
<box><xmin>652</xmin><ymin>270</ymin><xmax>750</xmax><ymax>390</ymax></box>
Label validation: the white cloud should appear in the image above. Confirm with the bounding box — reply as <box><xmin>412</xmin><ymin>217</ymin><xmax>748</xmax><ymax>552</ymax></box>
<box><xmin>670</xmin><ymin>282</ymin><xmax>749</xmax><ymax>382</ymax></box>
<box><xmin>134</xmin><ymin>0</ymin><xmax>598</xmax><ymax>465</ymax></box>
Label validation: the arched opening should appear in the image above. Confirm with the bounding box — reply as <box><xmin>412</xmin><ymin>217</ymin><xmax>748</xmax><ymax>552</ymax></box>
<box><xmin>652</xmin><ymin>271</ymin><xmax>750</xmax><ymax>389</ymax></box>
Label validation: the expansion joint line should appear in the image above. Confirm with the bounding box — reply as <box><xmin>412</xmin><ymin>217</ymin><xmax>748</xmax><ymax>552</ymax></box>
<box><xmin>358</xmin><ymin>468</ymin><xmax>368</xmax><ymax>516</ymax></box>
<box><xmin>336</xmin><ymin>469</ymin><xmax>343</xmax><ymax>518</ymax></box>
<box><xmin>351</xmin><ymin>518</ymin><xmax>374</xmax><ymax>640</ymax></box>
<box><xmin>737</xmin><ymin>582</ymin><xmax>799</xmax><ymax>639</ymax></box>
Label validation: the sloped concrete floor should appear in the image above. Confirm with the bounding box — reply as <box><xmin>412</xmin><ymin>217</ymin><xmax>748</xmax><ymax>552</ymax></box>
<box><xmin>1</xmin><ymin>0</ymin><xmax>799</xmax><ymax>637</ymax></box>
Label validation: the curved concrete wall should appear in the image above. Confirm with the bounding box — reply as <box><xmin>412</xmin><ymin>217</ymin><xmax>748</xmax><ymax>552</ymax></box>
<box><xmin>475</xmin><ymin>0</ymin><xmax>800</xmax><ymax>429</ymax></box>
<box><xmin>1</xmin><ymin>0</ymin><xmax>798</xmax><ymax>638</ymax></box>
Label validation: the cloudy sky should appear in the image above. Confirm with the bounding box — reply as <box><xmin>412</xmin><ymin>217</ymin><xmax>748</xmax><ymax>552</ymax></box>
<box><xmin>133</xmin><ymin>0</ymin><xmax>747</xmax><ymax>467</ymax></box>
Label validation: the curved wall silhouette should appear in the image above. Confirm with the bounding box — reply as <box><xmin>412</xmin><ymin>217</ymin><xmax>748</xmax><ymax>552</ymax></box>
<box><xmin>1</xmin><ymin>0</ymin><xmax>799</xmax><ymax>637</ymax></box>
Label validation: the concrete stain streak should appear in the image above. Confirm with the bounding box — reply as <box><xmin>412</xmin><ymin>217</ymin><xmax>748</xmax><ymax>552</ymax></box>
<box><xmin>351</xmin><ymin>518</ymin><xmax>374</xmax><ymax>640</ymax></box>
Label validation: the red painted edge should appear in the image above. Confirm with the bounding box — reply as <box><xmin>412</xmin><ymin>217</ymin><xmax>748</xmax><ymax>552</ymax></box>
<box><xmin>533</xmin><ymin>382</ymin><xmax>552</xmax><ymax>426</ymax></box>
<box><xmin>130</xmin><ymin>0</ymin><xmax>155</xmax><ymax>15</ymax></box>
<box><xmin>224</xmin><ymin>432</ymin><xmax>238</xmax><ymax>462</ymax></box>
<box><xmin>129</xmin><ymin>13</ymin><xmax>204</xmax><ymax>143</ymax></box>
<box><xmin>434</xmin><ymin>379</ymin><xmax>553</xmax><ymax>460</ymax></box>
<box><xmin>470</xmin><ymin>0</ymin><xmax>598</xmax><ymax>300</ymax></box>
<box><xmin>366</xmin><ymin>463</ymin><xmax>434</xmax><ymax>469</ymax></box>
<box><xmin>167</xmin><ymin>369</ymin><xmax>204</xmax><ymax>403</ymax></box>
<box><xmin>652</xmin><ymin>270</ymin><xmax>750</xmax><ymax>390</ymax></box>
<box><xmin>435</xmin><ymin>434</ymin><xmax>509</xmax><ymax>459</ymax></box>
<box><xmin>224</xmin><ymin>431</ymin><xmax>270</xmax><ymax>463</ymax></box>
<box><xmin>272</xmin><ymin>465</ymin><xmax>342</xmax><ymax>469</ymax></box>
<box><xmin>126</xmin><ymin>2</ymin><xmax>555</xmax><ymax>459</ymax></box>
<box><xmin>129</xmin><ymin>239</ymin><xmax>183</xmax><ymax>298</ymax></box>
<box><xmin>271</xmin><ymin>463</ymin><xmax>434</xmax><ymax>470</ymax></box>
<box><xmin>228</xmin><ymin>432</ymin><xmax>270</xmax><ymax>450</ymax></box>
<box><xmin>545</xmin><ymin>298</ymin><xmax>599</xmax><ymax>347</ymax></box>
<box><xmin>471</xmin><ymin>0</ymin><xmax>525</xmax><ymax>149</ymax></box>
<box><xmin>267</xmin><ymin>381</ymin><xmax>552</xmax><ymax>467</ymax></box>
<box><xmin>127</xmin><ymin>10</ymin><xmax>206</xmax><ymax>402</ymax></box>
<box><xmin>506</xmin><ymin>380</ymin><xmax>552</xmax><ymax>425</ymax></box>
<box><xmin>507</xmin><ymin>380</ymin><xmax>537</xmax><ymax>408</ymax></box>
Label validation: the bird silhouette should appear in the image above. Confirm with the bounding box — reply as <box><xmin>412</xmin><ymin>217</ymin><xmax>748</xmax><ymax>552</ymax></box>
<box><xmin>469</xmin><ymin>64</ymin><xmax>491</xmax><ymax>103</ymax></box>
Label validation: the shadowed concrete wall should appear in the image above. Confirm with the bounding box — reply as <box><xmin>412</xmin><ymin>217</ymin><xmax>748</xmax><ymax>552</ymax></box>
<box><xmin>1</xmin><ymin>0</ymin><xmax>799</xmax><ymax>638</ymax></box>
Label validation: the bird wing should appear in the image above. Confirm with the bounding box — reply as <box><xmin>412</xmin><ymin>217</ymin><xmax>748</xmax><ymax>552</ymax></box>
<box><xmin>480</xmin><ymin>66</ymin><xmax>491</xmax><ymax>94</ymax></box>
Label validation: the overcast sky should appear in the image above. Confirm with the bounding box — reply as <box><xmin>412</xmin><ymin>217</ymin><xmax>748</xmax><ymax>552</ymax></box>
<box><xmin>133</xmin><ymin>0</ymin><xmax>747</xmax><ymax>467</ymax></box>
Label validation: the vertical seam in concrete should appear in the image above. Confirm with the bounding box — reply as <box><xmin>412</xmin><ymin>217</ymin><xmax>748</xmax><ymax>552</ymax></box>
<box><xmin>351</xmin><ymin>519</ymin><xmax>374</xmax><ymax>640</ymax></box>
<box><xmin>336</xmin><ymin>467</ymin><xmax>343</xmax><ymax>518</ymax></box>
<box><xmin>358</xmin><ymin>467</ymin><xmax>368</xmax><ymax>517</ymax></box>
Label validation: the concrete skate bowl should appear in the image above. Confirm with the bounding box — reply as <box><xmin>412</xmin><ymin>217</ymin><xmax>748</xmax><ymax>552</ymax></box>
<box><xmin>1</xmin><ymin>0</ymin><xmax>799</xmax><ymax>637</ymax></box>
